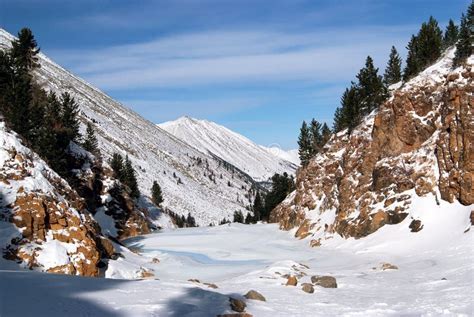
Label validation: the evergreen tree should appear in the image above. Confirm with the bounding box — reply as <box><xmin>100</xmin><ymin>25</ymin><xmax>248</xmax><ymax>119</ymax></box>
<box><xmin>309</xmin><ymin>119</ymin><xmax>322</xmax><ymax>155</ymax></box>
<box><xmin>123</xmin><ymin>155</ymin><xmax>140</xmax><ymax>199</ymax></box>
<box><xmin>332</xmin><ymin>106</ymin><xmax>344</xmax><ymax>133</ymax></box>
<box><xmin>110</xmin><ymin>153</ymin><xmax>125</xmax><ymax>180</ymax></box>
<box><xmin>341</xmin><ymin>85</ymin><xmax>361</xmax><ymax>134</ymax></box>
<box><xmin>83</xmin><ymin>122</ymin><xmax>99</xmax><ymax>155</ymax></box>
<box><xmin>321</xmin><ymin>123</ymin><xmax>332</xmax><ymax>145</ymax></box>
<box><xmin>417</xmin><ymin>17</ymin><xmax>443</xmax><ymax>67</ymax></box>
<box><xmin>443</xmin><ymin>19</ymin><xmax>459</xmax><ymax>49</ymax></box>
<box><xmin>186</xmin><ymin>213</ymin><xmax>196</xmax><ymax>227</ymax></box>
<box><xmin>151</xmin><ymin>181</ymin><xmax>163</xmax><ymax>206</ymax></box>
<box><xmin>263</xmin><ymin>173</ymin><xmax>295</xmax><ymax>221</ymax></box>
<box><xmin>356</xmin><ymin>56</ymin><xmax>386</xmax><ymax>115</ymax></box>
<box><xmin>252</xmin><ymin>192</ymin><xmax>264</xmax><ymax>222</ymax></box>
<box><xmin>404</xmin><ymin>17</ymin><xmax>443</xmax><ymax>80</ymax></box>
<box><xmin>11</xmin><ymin>28</ymin><xmax>40</xmax><ymax>71</ymax></box>
<box><xmin>60</xmin><ymin>92</ymin><xmax>80</xmax><ymax>143</ymax></box>
<box><xmin>454</xmin><ymin>3</ymin><xmax>473</xmax><ymax>67</ymax></box>
<box><xmin>297</xmin><ymin>121</ymin><xmax>312</xmax><ymax>166</ymax></box>
<box><xmin>244</xmin><ymin>212</ymin><xmax>253</xmax><ymax>224</ymax></box>
<box><xmin>403</xmin><ymin>35</ymin><xmax>420</xmax><ymax>80</ymax></box>
<box><xmin>233</xmin><ymin>210</ymin><xmax>244</xmax><ymax>223</ymax></box>
<box><xmin>383</xmin><ymin>46</ymin><xmax>402</xmax><ymax>86</ymax></box>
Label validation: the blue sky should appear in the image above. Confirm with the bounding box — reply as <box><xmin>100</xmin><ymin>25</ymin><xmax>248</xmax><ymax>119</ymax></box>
<box><xmin>0</xmin><ymin>0</ymin><xmax>470</xmax><ymax>149</ymax></box>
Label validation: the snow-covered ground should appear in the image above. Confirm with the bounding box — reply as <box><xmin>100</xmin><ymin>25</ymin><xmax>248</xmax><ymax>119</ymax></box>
<box><xmin>159</xmin><ymin>116</ymin><xmax>298</xmax><ymax>181</ymax></box>
<box><xmin>1</xmin><ymin>207</ymin><xmax>472</xmax><ymax>316</ymax></box>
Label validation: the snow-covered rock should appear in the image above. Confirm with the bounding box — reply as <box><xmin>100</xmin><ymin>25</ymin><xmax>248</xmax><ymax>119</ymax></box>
<box><xmin>0</xmin><ymin>122</ymin><xmax>116</xmax><ymax>276</ymax></box>
<box><xmin>159</xmin><ymin>116</ymin><xmax>298</xmax><ymax>181</ymax></box>
<box><xmin>271</xmin><ymin>47</ymin><xmax>474</xmax><ymax>244</ymax></box>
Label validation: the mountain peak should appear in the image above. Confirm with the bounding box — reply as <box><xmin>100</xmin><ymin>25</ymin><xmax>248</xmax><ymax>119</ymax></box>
<box><xmin>159</xmin><ymin>117</ymin><xmax>298</xmax><ymax>181</ymax></box>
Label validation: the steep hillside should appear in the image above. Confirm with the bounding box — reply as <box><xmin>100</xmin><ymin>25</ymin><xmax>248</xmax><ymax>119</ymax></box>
<box><xmin>0</xmin><ymin>122</ymin><xmax>117</xmax><ymax>276</ymax></box>
<box><xmin>260</xmin><ymin>146</ymin><xmax>300</xmax><ymax>166</ymax></box>
<box><xmin>0</xmin><ymin>28</ymin><xmax>256</xmax><ymax>225</ymax></box>
<box><xmin>271</xmin><ymin>49</ymin><xmax>473</xmax><ymax>246</ymax></box>
<box><xmin>159</xmin><ymin>116</ymin><xmax>297</xmax><ymax>181</ymax></box>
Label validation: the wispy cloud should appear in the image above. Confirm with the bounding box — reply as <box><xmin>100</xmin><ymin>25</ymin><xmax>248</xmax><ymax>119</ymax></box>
<box><xmin>51</xmin><ymin>25</ymin><xmax>414</xmax><ymax>90</ymax></box>
<box><xmin>122</xmin><ymin>97</ymin><xmax>263</xmax><ymax>123</ymax></box>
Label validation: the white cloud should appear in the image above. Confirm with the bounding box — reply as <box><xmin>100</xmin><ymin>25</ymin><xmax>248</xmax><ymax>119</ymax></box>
<box><xmin>50</xmin><ymin>25</ymin><xmax>415</xmax><ymax>90</ymax></box>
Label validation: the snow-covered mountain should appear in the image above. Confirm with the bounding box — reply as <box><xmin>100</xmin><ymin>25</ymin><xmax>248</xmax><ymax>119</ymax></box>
<box><xmin>0</xmin><ymin>28</ymin><xmax>257</xmax><ymax>226</ymax></box>
<box><xmin>159</xmin><ymin>116</ymin><xmax>298</xmax><ymax>182</ymax></box>
<box><xmin>260</xmin><ymin>146</ymin><xmax>300</xmax><ymax>166</ymax></box>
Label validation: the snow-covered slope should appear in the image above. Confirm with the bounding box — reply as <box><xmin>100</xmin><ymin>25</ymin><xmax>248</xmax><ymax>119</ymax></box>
<box><xmin>0</xmin><ymin>28</ymin><xmax>256</xmax><ymax>226</ymax></box>
<box><xmin>260</xmin><ymin>146</ymin><xmax>300</xmax><ymax>166</ymax></box>
<box><xmin>159</xmin><ymin>116</ymin><xmax>298</xmax><ymax>181</ymax></box>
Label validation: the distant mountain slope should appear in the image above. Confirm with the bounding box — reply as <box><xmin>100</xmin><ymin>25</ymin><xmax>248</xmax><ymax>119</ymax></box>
<box><xmin>260</xmin><ymin>146</ymin><xmax>300</xmax><ymax>166</ymax></box>
<box><xmin>159</xmin><ymin>116</ymin><xmax>297</xmax><ymax>182</ymax></box>
<box><xmin>0</xmin><ymin>28</ymin><xmax>255</xmax><ymax>226</ymax></box>
<box><xmin>271</xmin><ymin>48</ymin><xmax>474</xmax><ymax>245</ymax></box>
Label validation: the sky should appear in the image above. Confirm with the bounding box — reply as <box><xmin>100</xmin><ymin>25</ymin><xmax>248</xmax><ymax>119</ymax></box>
<box><xmin>0</xmin><ymin>0</ymin><xmax>470</xmax><ymax>149</ymax></box>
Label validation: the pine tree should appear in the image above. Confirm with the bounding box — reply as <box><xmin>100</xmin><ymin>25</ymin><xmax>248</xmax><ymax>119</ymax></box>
<box><xmin>356</xmin><ymin>56</ymin><xmax>386</xmax><ymax>115</ymax></box>
<box><xmin>416</xmin><ymin>17</ymin><xmax>443</xmax><ymax>67</ymax></box>
<box><xmin>341</xmin><ymin>85</ymin><xmax>361</xmax><ymax>134</ymax></box>
<box><xmin>110</xmin><ymin>153</ymin><xmax>125</xmax><ymax>180</ymax></box>
<box><xmin>404</xmin><ymin>17</ymin><xmax>443</xmax><ymax>80</ymax></box>
<box><xmin>60</xmin><ymin>92</ymin><xmax>80</xmax><ymax>144</ymax></box>
<box><xmin>309</xmin><ymin>119</ymin><xmax>322</xmax><ymax>155</ymax></box>
<box><xmin>123</xmin><ymin>155</ymin><xmax>140</xmax><ymax>199</ymax></box>
<box><xmin>298</xmin><ymin>121</ymin><xmax>312</xmax><ymax>166</ymax></box>
<box><xmin>263</xmin><ymin>173</ymin><xmax>295</xmax><ymax>221</ymax></box>
<box><xmin>383</xmin><ymin>46</ymin><xmax>402</xmax><ymax>86</ymax></box>
<box><xmin>321</xmin><ymin>123</ymin><xmax>332</xmax><ymax>145</ymax></box>
<box><xmin>454</xmin><ymin>3</ymin><xmax>473</xmax><ymax>67</ymax></box>
<box><xmin>443</xmin><ymin>19</ymin><xmax>459</xmax><ymax>49</ymax></box>
<box><xmin>83</xmin><ymin>122</ymin><xmax>99</xmax><ymax>155</ymax></box>
<box><xmin>403</xmin><ymin>35</ymin><xmax>420</xmax><ymax>80</ymax></box>
<box><xmin>11</xmin><ymin>28</ymin><xmax>40</xmax><ymax>71</ymax></box>
<box><xmin>252</xmin><ymin>192</ymin><xmax>264</xmax><ymax>222</ymax></box>
<box><xmin>244</xmin><ymin>212</ymin><xmax>253</xmax><ymax>224</ymax></box>
<box><xmin>332</xmin><ymin>106</ymin><xmax>344</xmax><ymax>133</ymax></box>
<box><xmin>233</xmin><ymin>210</ymin><xmax>244</xmax><ymax>223</ymax></box>
<box><xmin>151</xmin><ymin>181</ymin><xmax>163</xmax><ymax>206</ymax></box>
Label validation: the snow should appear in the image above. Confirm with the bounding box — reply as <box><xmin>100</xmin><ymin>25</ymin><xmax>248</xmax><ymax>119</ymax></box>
<box><xmin>1</xmin><ymin>213</ymin><xmax>472</xmax><ymax>316</ymax></box>
<box><xmin>93</xmin><ymin>207</ymin><xmax>119</xmax><ymax>237</ymax></box>
<box><xmin>261</xmin><ymin>146</ymin><xmax>301</xmax><ymax>166</ymax></box>
<box><xmin>159</xmin><ymin>116</ymin><xmax>298</xmax><ymax>181</ymax></box>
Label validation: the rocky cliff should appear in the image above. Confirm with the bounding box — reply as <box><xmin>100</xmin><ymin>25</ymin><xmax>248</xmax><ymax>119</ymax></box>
<box><xmin>0</xmin><ymin>122</ymin><xmax>120</xmax><ymax>276</ymax></box>
<box><xmin>270</xmin><ymin>49</ymin><xmax>473</xmax><ymax>245</ymax></box>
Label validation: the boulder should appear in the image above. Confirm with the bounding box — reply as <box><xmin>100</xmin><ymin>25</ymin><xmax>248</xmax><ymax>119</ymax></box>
<box><xmin>311</xmin><ymin>275</ymin><xmax>337</xmax><ymax>288</ymax></box>
<box><xmin>286</xmin><ymin>275</ymin><xmax>298</xmax><ymax>286</ymax></box>
<box><xmin>244</xmin><ymin>290</ymin><xmax>266</xmax><ymax>301</ymax></box>
<box><xmin>229</xmin><ymin>297</ymin><xmax>246</xmax><ymax>313</ymax></box>
<box><xmin>204</xmin><ymin>282</ymin><xmax>218</xmax><ymax>289</ymax></box>
<box><xmin>217</xmin><ymin>314</ymin><xmax>253</xmax><ymax>317</ymax></box>
<box><xmin>409</xmin><ymin>219</ymin><xmax>423</xmax><ymax>232</ymax></box>
<box><xmin>381</xmin><ymin>262</ymin><xmax>398</xmax><ymax>270</ymax></box>
<box><xmin>301</xmin><ymin>283</ymin><xmax>314</xmax><ymax>293</ymax></box>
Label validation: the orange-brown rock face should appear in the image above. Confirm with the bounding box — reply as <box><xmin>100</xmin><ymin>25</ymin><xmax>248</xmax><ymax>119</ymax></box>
<box><xmin>270</xmin><ymin>58</ymin><xmax>473</xmax><ymax>242</ymax></box>
<box><xmin>1</xmin><ymin>149</ymin><xmax>113</xmax><ymax>277</ymax></box>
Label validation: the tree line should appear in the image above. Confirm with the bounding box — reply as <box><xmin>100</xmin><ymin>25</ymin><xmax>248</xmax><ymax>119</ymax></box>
<box><xmin>297</xmin><ymin>3</ymin><xmax>473</xmax><ymax>166</ymax></box>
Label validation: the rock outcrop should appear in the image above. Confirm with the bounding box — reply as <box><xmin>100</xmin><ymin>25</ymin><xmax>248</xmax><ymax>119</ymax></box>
<box><xmin>270</xmin><ymin>50</ymin><xmax>473</xmax><ymax>242</ymax></box>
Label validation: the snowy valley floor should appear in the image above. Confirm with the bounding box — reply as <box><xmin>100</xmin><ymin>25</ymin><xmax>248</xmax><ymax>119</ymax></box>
<box><xmin>1</xmin><ymin>220</ymin><xmax>473</xmax><ymax>317</ymax></box>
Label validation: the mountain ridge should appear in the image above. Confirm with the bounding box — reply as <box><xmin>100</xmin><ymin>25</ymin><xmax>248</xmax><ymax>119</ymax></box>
<box><xmin>159</xmin><ymin>116</ymin><xmax>298</xmax><ymax>182</ymax></box>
